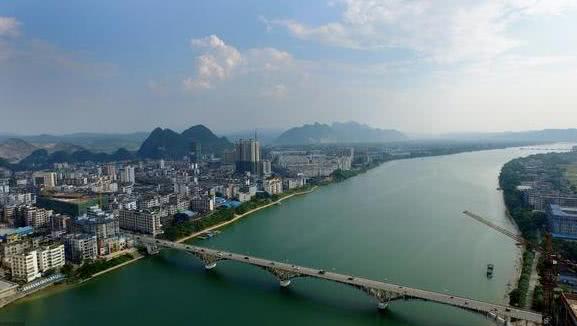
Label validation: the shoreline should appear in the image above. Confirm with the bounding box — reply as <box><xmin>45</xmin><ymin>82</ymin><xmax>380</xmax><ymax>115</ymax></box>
<box><xmin>2</xmin><ymin>144</ymin><xmax>537</xmax><ymax>309</ymax></box>
<box><xmin>177</xmin><ymin>185</ymin><xmax>318</xmax><ymax>244</ymax></box>
<box><xmin>0</xmin><ymin>187</ymin><xmax>319</xmax><ymax>309</ymax></box>
<box><xmin>0</xmin><ymin>249</ymin><xmax>144</xmax><ymax>309</ymax></box>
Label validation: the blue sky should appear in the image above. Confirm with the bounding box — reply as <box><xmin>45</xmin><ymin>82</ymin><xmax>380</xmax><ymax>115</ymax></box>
<box><xmin>1</xmin><ymin>0</ymin><xmax>577</xmax><ymax>135</ymax></box>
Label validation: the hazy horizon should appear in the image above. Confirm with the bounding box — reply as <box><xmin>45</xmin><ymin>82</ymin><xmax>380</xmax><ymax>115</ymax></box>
<box><xmin>1</xmin><ymin>1</ymin><xmax>577</xmax><ymax>135</ymax></box>
<box><xmin>1</xmin><ymin>121</ymin><xmax>576</xmax><ymax>138</ymax></box>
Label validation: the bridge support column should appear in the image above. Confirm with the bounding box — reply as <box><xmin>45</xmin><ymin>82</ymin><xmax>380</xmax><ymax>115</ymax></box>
<box><xmin>377</xmin><ymin>301</ymin><xmax>389</xmax><ymax>310</ymax></box>
<box><xmin>262</xmin><ymin>267</ymin><xmax>302</xmax><ymax>288</ymax></box>
<box><xmin>187</xmin><ymin>252</ymin><xmax>223</xmax><ymax>270</ymax></box>
<box><xmin>357</xmin><ymin>287</ymin><xmax>401</xmax><ymax>311</ymax></box>
<box><xmin>205</xmin><ymin>262</ymin><xmax>217</xmax><ymax>270</ymax></box>
<box><xmin>144</xmin><ymin>244</ymin><xmax>159</xmax><ymax>255</ymax></box>
<box><xmin>280</xmin><ymin>279</ymin><xmax>291</xmax><ymax>287</ymax></box>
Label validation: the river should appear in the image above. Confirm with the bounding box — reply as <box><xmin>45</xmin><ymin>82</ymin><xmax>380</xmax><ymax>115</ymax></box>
<box><xmin>0</xmin><ymin>144</ymin><xmax>572</xmax><ymax>326</ymax></box>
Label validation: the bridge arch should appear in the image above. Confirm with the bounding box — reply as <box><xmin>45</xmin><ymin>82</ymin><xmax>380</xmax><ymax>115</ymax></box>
<box><xmin>138</xmin><ymin>238</ymin><xmax>541</xmax><ymax>325</ymax></box>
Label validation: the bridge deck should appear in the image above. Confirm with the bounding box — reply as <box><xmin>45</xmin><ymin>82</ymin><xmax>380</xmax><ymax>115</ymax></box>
<box><xmin>139</xmin><ymin>237</ymin><xmax>542</xmax><ymax>323</ymax></box>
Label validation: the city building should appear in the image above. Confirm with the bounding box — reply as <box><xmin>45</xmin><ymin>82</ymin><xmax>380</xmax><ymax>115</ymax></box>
<box><xmin>36</xmin><ymin>193</ymin><xmax>107</xmax><ymax>217</ymax></box>
<box><xmin>104</xmin><ymin>164</ymin><xmax>117</xmax><ymax>181</ymax></box>
<box><xmin>275</xmin><ymin>152</ymin><xmax>352</xmax><ymax>178</ymax></box>
<box><xmin>63</xmin><ymin>234</ymin><xmax>98</xmax><ymax>263</ymax></box>
<box><xmin>260</xmin><ymin>160</ymin><xmax>272</xmax><ymax>177</ymax></box>
<box><xmin>70</xmin><ymin>206</ymin><xmax>119</xmax><ymax>254</ymax></box>
<box><xmin>36</xmin><ymin>244</ymin><xmax>65</xmax><ymax>272</ymax></box>
<box><xmin>33</xmin><ymin>172</ymin><xmax>57</xmax><ymax>189</ymax></box>
<box><xmin>0</xmin><ymin>226</ymin><xmax>34</xmax><ymax>243</ymax></box>
<box><xmin>548</xmin><ymin>204</ymin><xmax>577</xmax><ymax>240</ymax></box>
<box><xmin>118</xmin><ymin>209</ymin><xmax>163</xmax><ymax>237</ymax></box>
<box><xmin>283</xmin><ymin>175</ymin><xmax>307</xmax><ymax>190</ymax></box>
<box><xmin>11</xmin><ymin>250</ymin><xmax>41</xmax><ymax>282</ymax></box>
<box><xmin>223</xmin><ymin>149</ymin><xmax>236</xmax><ymax>164</ymax></box>
<box><xmin>17</xmin><ymin>206</ymin><xmax>52</xmax><ymax>229</ymax></box>
<box><xmin>50</xmin><ymin>214</ymin><xmax>70</xmax><ymax>232</ymax></box>
<box><xmin>191</xmin><ymin>142</ymin><xmax>202</xmax><ymax>162</ymax></box>
<box><xmin>120</xmin><ymin>166</ymin><xmax>136</xmax><ymax>184</ymax></box>
<box><xmin>235</xmin><ymin>139</ymin><xmax>260</xmax><ymax>174</ymax></box>
<box><xmin>263</xmin><ymin>176</ymin><xmax>283</xmax><ymax>195</ymax></box>
<box><xmin>190</xmin><ymin>196</ymin><xmax>215</xmax><ymax>213</ymax></box>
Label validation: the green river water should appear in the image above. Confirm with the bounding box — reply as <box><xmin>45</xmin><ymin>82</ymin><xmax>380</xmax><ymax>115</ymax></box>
<box><xmin>0</xmin><ymin>145</ymin><xmax>571</xmax><ymax>326</ymax></box>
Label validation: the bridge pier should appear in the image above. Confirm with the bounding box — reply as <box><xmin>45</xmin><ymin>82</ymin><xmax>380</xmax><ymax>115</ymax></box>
<box><xmin>377</xmin><ymin>301</ymin><xmax>389</xmax><ymax>310</ymax></box>
<box><xmin>262</xmin><ymin>267</ymin><xmax>302</xmax><ymax>288</ymax></box>
<box><xmin>205</xmin><ymin>262</ymin><xmax>217</xmax><ymax>270</ymax></box>
<box><xmin>187</xmin><ymin>252</ymin><xmax>224</xmax><ymax>270</ymax></box>
<box><xmin>280</xmin><ymin>279</ymin><xmax>291</xmax><ymax>287</ymax></box>
<box><xmin>357</xmin><ymin>286</ymin><xmax>401</xmax><ymax>311</ymax></box>
<box><xmin>144</xmin><ymin>244</ymin><xmax>159</xmax><ymax>255</ymax></box>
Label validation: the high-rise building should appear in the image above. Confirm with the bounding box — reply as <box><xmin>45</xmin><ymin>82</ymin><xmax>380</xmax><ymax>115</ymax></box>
<box><xmin>118</xmin><ymin>209</ymin><xmax>163</xmax><ymax>237</ymax></box>
<box><xmin>104</xmin><ymin>164</ymin><xmax>117</xmax><ymax>181</ymax></box>
<box><xmin>223</xmin><ymin>149</ymin><xmax>236</xmax><ymax>164</ymax></box>
<box><xmin>260</xmin><ymin>160</ymin><xmax>272</xmax><ymax>177</ymax></box>
<box><xmin>17</xmin><ymin>206</ymin><xmax>52</xmax><ymax>229</ymax></box>
<box><xmin>190</xmin><ymin>197</ymin><xmax>215</xmax><ymax>213</ymax></box>
<box><xmin>263</xmin><ymin>176</ymin><xmax>283</xmax><ymax>195</ymax></box>
<box><xmin>70</xmin><ymin>206</ymin><xmax>119</xmax><ymax>254</ymax></box>
<box><xmin>63</xmin><ymin>234</ymin><xmax>98</xmax><ymax>263</ymax></box>
<box><xmin>33</xmin><ymin>172</ymin><xmax>57</xmax><ymax>189</ymax></box>
<box><xmin>36</xmin><ymin>244</ymin><xmax>65</xmax><ymax>272</ymax></box>
<box><xmin>50</xmin><ymin>214</ymin><xmax>70</xmax><ymax>232</ymax></box>
<box><xmin>11</xmin><ymin>250</ymin><xmax>41</xmax><ymax>282</ymax></box>
<box><xmin>235</xmin><ymin>139</ymin><xmax>260</xmax><ymax>174</ymax></box>
<box><xmin>120</xmin><ymin>166</ymin><xmax>135</xmax><ymax>184</ymax></box>
<box><xmin>191</xmin><ymin>142</ymin><xmax>202</xmax><ymax>162</ymax></box>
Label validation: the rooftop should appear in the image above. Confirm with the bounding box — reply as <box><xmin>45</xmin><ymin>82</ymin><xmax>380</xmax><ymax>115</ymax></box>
<box><xmin>549</xmin><ymin>204</ymin><xmax>577</xmax><ymax>217</ymax></box>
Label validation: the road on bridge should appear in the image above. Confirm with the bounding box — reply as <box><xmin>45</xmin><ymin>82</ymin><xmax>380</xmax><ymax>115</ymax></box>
<box><xmin>137</xmin><ymin>236</ymin><xmax>543</xmax><ymax>324</ymax></box>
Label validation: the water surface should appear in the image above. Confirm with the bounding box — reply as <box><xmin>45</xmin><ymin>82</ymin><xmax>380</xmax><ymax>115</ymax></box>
<box><xmin>1</xmin><ymin>145</ymin><xmax>571</xmax><ymax>326</ymax></box>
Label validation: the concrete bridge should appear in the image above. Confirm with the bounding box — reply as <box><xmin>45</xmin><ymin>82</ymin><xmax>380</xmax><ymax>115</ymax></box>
<box><xmin>135</xmin><ymin>236</ymin><xmax>543</xmax><ymax>325</ymax></box>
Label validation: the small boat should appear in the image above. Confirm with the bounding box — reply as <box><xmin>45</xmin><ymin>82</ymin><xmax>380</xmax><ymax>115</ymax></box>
<box><xmin>487</xmin><ymin>264</ymin><xmax>494</xmax><ymax>278</ymax></box>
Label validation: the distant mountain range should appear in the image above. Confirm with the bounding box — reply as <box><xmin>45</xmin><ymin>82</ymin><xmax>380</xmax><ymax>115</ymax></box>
<box><xmin>0</xmin><ymin>138</ymin><xmax>84</xmax><ymax>163</ymax></box>
<box><xmin>137</xmin><ymin>125</ymin><xmax>233</xmax><ymax>159</ymax></box>
<box><xmin>275</xmin><ymin>122</ymin><xmax>408</xmax><ymax>145</ymax></box>
<box><xmin>0</xmin><ymin>132</ymin><xmax>148</xmax><ymax>153</ymax></box>
<box><xmin>3</xmin><ymin>123</ymin><xmax>577</xmax><ymax>171</ymax></box>
<box><xmin>0</xmin><ymin>125</ymin><xmax>233</xmax><ymax>170</ymax></box>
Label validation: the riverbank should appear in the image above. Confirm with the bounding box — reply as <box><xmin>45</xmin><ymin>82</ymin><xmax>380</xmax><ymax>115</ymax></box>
<box><xmin>0</xmin><ymin>188</ymin><xmax>318</xmax><ymax>309</ymax></box>
<box><xmin>0</xmin><ymin>249</ymin><xmax>144</xmax><ymax>309</ymax></box>
<box><xmin>0</xmin><ymin>145</ymin><xmax>545</xmax><ymax>326</ymax></box>
<box><xmin>1</xmin><ymin>144</ymin><xmax>540</xmax><ymax>312</ymax></box>
<box><xmin>177</xmin><ymin>186</ymin><xmax>318</xmax><ymax>244</ymax></box>
<box><xmin>499</xmin><ymin>158</ymin><xmax>545</xmax><ymax>310</ymax></box>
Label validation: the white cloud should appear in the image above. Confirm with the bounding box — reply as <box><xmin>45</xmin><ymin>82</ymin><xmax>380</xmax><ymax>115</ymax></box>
<box><xmin>183</xmin><ymin>35</ymin><xmax>242</xmax><ymax>90</ymax></box>
<box><xmin>267</xmin><ymin>0</ymin><xmax>577</xmax><ymax>63</ymax></box>
<box><xmin>183</xmin><ymin>35</ymin><xmax>294</xmax><ymax>92</ymax></box>
<box><xmin>0</xmin><ymin>17</ymin><xmax>20</xmax><ymax>37</ymax></box>
<box><xmin>260</xmin><ymin>84</ymin><xmax>288</xmax><ymax>99</ymax></box>
<box><xmin>0</xmin><ymin>17</ymin><xmax>21</xmax><ymax>60</ymax></box>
